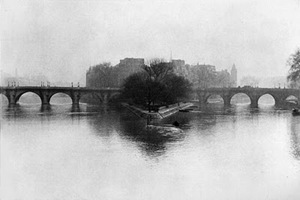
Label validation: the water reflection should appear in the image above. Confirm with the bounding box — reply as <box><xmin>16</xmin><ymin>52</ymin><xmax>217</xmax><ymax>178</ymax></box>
<box><xmin>40</xmin><ymin>105</ymin><xmax>53</xmax><ymax>112</ymax></box>
<box><xmin>289</xmin><ymin>115</ymin><xmax>300</xmax><ymax>160</ymax></box>
<box><xmin>86</xmin><ymin>108</ymin><xmax>187</xmax><ymax>158</ymax></box>
<box><xmin>2</xmin><ymin>102</ymin><xmax>300</xmax><ymax>199</ymax></box>
<box><xmin>2</xmin><ymin>103</ymin><xmax>291</xmax><ymax>160</ymax></box>
<box><xmin>87</xmin><ymin>108</ymin><xmax>122</xmax><ymax>137</ymax></box>
<box><xmin>118</xmin><ymin>115</ymin><xmax>185</xmax><ymax>158</ymax></box>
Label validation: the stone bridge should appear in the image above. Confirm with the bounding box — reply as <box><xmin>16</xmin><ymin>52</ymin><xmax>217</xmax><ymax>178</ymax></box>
<box><xmin>0</xmin><ymin>86</ymin><xmax>121</xmax><ymax>105</ymax></box>
<box><xmin>196</xmin><ymin>87</ymin><xmax>300</xmax><ymax>108</ymax></box>
<box><xmin>1</xmin><ymin>86</ymin><xmax>299</xmax><ymax>108</ymax></box>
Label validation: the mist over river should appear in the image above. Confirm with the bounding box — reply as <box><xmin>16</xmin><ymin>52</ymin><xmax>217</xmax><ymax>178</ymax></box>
<box><xmin>1</xmin><ymin>95</ymin><xmax>300</xmax><ymax>200</ymax></box>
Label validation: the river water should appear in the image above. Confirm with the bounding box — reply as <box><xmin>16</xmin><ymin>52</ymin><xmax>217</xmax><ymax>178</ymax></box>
<box><xmin>1</xmin><ymin>98</ymin><xmax>300</xmax><ymax>200</ymax></box>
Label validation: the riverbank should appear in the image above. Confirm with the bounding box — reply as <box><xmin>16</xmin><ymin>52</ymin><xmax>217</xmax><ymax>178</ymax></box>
<box><xmin>122</xmin><ymin>102</ymin><xmax>194</xmax><ymax>119</ymax></box>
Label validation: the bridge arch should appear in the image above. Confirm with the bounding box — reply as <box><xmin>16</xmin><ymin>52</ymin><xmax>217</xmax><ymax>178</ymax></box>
<box><xmin>107</xmin><ymin>92</ymin><xmax>121</xmax><ymax>103</ymax></box>
<box><xmin>0</xmin><ymin>94</ymin><xmax>9</xmax><ymax>105</ymax></box>
<box><xmin>257</xmin><ymin>93</ymin><xmax>276</xmax><ymax>106</ymax></box>
<box><xmin>205</xmin><ymin>94</ymin><xmax>224</xmax><ymax>104</ymax></box>
<box><xmin>16</xmin><ymin>91</ymin><xmax>42</xmax><ymax>104</ymax></box>
<box><xmin>285</xmin><ymin>95</ymin><xmax>299</xmax><ymax>105</ymax></box>
<box><xmin>229</xmin><ymin>93</ymin><xmax>251</xmax><ymax>105</ymax></box>
<box><xmin>48</xmin><ymin>92</ymin><xmax>73</xmax><ymax>105</ymax></box>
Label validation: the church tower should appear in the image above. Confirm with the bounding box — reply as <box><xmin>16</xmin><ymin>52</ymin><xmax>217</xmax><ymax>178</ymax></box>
<box><xmin>230</xmin><ymin>64</ymin><xmax>237</xmax><ymax>87</ymax></box>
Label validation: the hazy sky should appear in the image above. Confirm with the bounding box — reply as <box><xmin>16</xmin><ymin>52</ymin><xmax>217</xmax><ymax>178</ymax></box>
<box><xmin>1</xmin><ymin>0</ymin><xmax>300</xmax><ymax>83</ymax></box>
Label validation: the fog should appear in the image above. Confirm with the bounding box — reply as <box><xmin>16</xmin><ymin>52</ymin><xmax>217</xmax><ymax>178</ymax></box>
<box><xmin>1</xmin><ymin>0</ymin><xmax>300</xmax><ymax>83</ymax></box>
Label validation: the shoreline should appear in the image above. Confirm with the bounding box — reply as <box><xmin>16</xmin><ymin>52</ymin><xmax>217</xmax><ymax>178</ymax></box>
<box><xmin>122</xmin><ymin>102</ymin><xmax>194</xmax><ymax>119</ymax></box>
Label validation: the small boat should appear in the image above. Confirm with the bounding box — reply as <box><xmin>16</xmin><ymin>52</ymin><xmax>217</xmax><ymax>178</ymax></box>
<box><xmin>172</xmin><ymin>121</ymin><xmax>180</xmax><ymax>127</ymax></box>
<box><xmin>292</xmin><ymin>109</ymin><xmax>300</xmax><ymax>116</ymax></box>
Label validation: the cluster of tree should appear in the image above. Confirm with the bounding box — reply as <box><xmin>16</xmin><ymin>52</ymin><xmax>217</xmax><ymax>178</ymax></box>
<box><xmin>287</xmin><ymin>48</ymin><xmax>300</xmax><ymax>88</ymax></box>
<box><xmin>121</xmin><ymin>60</ymin><xmax>192</xmax><ymax>112</ymax></box>
<box><xmin>188</xmin><ymin>64</ymin><xmax>233</xmax><ymax>88</ymax></box>
<box><xmin>86</xmin><ymin>63</ymin><xmax>120</xmax><ymax>88</ymax></box>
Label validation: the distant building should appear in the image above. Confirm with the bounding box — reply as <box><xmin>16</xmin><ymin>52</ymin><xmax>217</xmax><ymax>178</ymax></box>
<box><xmin>86</xmin><ymin>58</ymin><xmax>145</xmax><ymax>88</ymax></box>
<box><xmin>119</xmin><ymin>58</ymin><xmax>144</xmax><ymax>73</ymax></box>
<box><xmin>172</xmin><ymin>59</ymin><xmax>185</xmax><ymax>67</ymax></box>
<box><xmin>116</xmin><ymin>58</ymin><xmax>144</xmax><ymax>86</ymax></box>
<box><xmin>171</xmin><ymin>59</ymin><xmax>189</xmax><ymax>78</ymax></box>
<box><xmin>230</xmin><ymin>64</ymin><xmax>237</xmax><ymax>87</ymax></box>
<box><xmin>85</xmin><ymin>57</ymin><xmax>239</xmax><ymax>89</ymax></box>
<box><xmin>196</xmin><ymin>64</ymin><xmax>216</xmax><ymax>71</ymax></box>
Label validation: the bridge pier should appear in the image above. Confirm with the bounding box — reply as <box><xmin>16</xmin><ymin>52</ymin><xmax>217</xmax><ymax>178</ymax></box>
<box><xmin>274</xmin><ymin>99</ymin><xmax>286</xmax><ymax>107</ymax></box>
<box><xmin>250</xmin><ymin>99</ymin><xmax>258</xmax><ymax>108</ymax></box>
<box><xmin>102</xmin><ymin>94</ymin><xmax>108</xmax><ymax>104</ymax></box>
<box><xmin>42</xmin><ymin>93</ymin><xmax>50</xmax><ymax>105</ymax></box>
<box><xmin>223</xmin><ymin>95</ymin><xmax>231</xmax><ymax>107</ymax></box>
<box><xmin>199</xmin><ymin>99</ymin><xmax>206</xmax><ymax>107</ymax></box>
<box><xmin>197</xmin><ymin>91</ymin><xmax>207</xmax><ymax>107</ymax></box>
<box><xmin>71</xmin><ymin>92</ymin><xmax>81</xmax><ymax>106</ymax></box>
<box><xmin>7</xmin><ymin>93</ymin><xmax>16</xmax><ymax>105</ymax></box>
<box><xmin>296</xmin><ymin>98</ymin><xmax>300</xmax><ymax>106</ymax></box>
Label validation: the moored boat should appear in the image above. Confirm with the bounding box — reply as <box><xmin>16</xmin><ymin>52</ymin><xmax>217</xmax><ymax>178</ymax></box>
<box><xmin>292</xmin><ymin>108</ymin><xmax>300</xmax><ymax>116</ymax></box>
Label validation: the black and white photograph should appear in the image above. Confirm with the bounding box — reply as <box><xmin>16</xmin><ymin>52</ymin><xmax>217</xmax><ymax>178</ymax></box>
<box><xmin>1</xmin><ymin>0</ymin><xmax>300</xmax><ymax>199</ymax></box>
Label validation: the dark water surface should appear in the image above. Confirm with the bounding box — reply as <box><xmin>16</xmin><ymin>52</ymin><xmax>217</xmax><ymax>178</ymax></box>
<box><xmin>1</xmin><ymin>101</ymin><xmax>300</xmax><ymax>200</ymax></box>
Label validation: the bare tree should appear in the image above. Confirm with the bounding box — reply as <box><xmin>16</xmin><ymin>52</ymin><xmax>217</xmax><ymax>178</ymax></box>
<box><xmin>122</xmin><ymin>60</ymin><xmax>191</xmax><ymax>112</ymax></box>
<box><xmin>142</xmin><ymin>59</ymin><xmax>174</xmax><ymax>82</ymax></box>
<box><xmin>287</xmin><ymin>48</ymin><xmax>300</xmax><ymax>88</ymax></box>
<box><xmin>190</xmin><ymin>64</ymin><xmax>217</xmax><ymax>88</ymax></box>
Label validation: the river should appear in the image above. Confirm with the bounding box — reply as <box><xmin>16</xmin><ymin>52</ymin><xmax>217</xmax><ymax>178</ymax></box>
<box><xmin>1</xmin><ymin>96</ymin><xmax>300</xmax><ymax>200</ymax></box>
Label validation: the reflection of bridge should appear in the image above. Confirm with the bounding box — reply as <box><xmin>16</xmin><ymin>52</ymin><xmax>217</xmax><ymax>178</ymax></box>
<box><xmin>0</xmin><ymin>86</ymin><xmax>121</xmax><ymax>105</ymax></box>
<box><xmin>196</xmin><ymin>87</ymin><xmax>300</xmax><ymax>107</ymax></box>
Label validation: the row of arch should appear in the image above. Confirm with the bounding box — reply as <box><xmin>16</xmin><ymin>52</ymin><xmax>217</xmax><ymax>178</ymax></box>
<box><xmin>205</xmin><ymin>93</ymin><xmax>299</xmax><ymax>106</ymax></box>
<box><xmin>0</xmin><ymin>91</ymin><xmax>119</xmax><ymax>105</ymax></box>
<box><xmin>4</xmin><ymin>92</ymin><xmax>73</xmax><ymax>104</ymax></box>
<box><xmin>2</xmin><ymin>91</ymin><xmax>299</xmax><ymax>106</ymax></box>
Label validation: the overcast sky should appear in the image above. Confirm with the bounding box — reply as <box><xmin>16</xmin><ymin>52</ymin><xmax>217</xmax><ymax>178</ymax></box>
<box><xmin>1</xmin><ymin>0</ymin><xmax>300</xmax><ymax>83</ymax></box>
